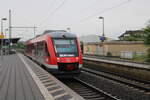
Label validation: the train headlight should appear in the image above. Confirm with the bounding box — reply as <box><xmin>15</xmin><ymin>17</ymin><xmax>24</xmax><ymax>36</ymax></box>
<box><xmin>46</xmin><ymin>58</ymin><xmax>49</xmax><ymax>62</ymax></box>
<box><xmin>76</xmin><ymin>57</ymin><xmax>79</xmax><ymax>60</ymax></box>
<box><xmin>57</xmin><ymin>58</ymin><xmax>60</xmax><ymax>61</ymax></box>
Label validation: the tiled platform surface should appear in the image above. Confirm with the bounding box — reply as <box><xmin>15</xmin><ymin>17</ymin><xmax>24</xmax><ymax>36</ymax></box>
<box><xmin>23</xmin><ymin>54</ymin><xmax>84</xmax><ymax>100</ymax></box>
<box><xmin>0</xmin><ymin>53</ymin><xmax>45</xmax><ymax>100</ymax></box>
<box><xmin>0</xmin><ymin>53</ymin><xmax>84</xmax><ymax>100</ymax></box>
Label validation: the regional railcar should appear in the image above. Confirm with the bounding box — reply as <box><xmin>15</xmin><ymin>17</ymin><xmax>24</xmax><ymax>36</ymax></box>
<box><xmin>25</xmin><ymin>30</ymin><xmax>82</xmax><ymax>77</ymax></box>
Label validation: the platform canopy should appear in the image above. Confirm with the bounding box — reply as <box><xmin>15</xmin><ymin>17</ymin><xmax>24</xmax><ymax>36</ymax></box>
<box><xmin>0</xmin><ymin>38</ymin><xmax>20</xmax><ymax>45</ymax></box>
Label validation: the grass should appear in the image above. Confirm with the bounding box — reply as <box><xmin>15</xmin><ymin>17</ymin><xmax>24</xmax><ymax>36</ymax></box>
<box><xmin>132</xmin><ymin>55</ymin><xmax>148</xmax><ymax>62</ymax></box>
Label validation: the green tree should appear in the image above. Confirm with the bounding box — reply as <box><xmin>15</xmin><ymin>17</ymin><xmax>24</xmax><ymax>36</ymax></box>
<box><xmin>143</xmin><ymin>24</ymin><xmax>150</xmax><ymax>62</ymax></box>
<box><xmin>122</xmin><ymin>33</ymin><xmax>145</xmax><ymax>41</ymax></box>
<box><xmin>16</xmin><ymin>42</ymin><xmax>25</xmax><ymax>49</ymax></box>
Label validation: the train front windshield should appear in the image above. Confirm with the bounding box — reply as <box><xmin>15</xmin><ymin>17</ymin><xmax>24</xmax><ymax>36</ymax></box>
<box><xmin>53</xmin><ymin>39</ymin><xmax>78</xmax><ymax>57</ymax></box>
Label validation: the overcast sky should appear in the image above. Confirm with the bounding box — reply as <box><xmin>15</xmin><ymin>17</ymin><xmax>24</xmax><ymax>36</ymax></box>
<box><xmin>0</xmin><ymin>0</ymin><xmax>150</xmax><ymax>40</ymax></box>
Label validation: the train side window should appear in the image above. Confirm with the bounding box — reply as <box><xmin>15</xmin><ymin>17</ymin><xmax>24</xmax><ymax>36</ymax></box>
<box><xmin>37</xmin><ymin>43</ymin><xmax>41</xmax><ymax>56</ymax></box>
<box><xmin>28</xmin><ymin>44</ymin><xmax>32</xmax><ymax>54</ymax></box>
<box><xmin>37</xmin><ymin>42</ymin><xmax>45</xmax><ymax>57</ymax></box>
<box><xmin>34</xmin><ymin>43</ymin><xmax>37</xmax><ymax>56</ymax></box>
<box><xmin>38</xmin><ymin>43</ymin><xmax>41</xmax><ymax>56</ymax></box>
<box><xmin>45</xmin><ymin>43</ymin><xmax>50</xmax><ymax>57</ymax></box>
<box><xmin>31</xmin><ymin>44</ymin><xmax>35</xmax><ymax>56</ymax></box>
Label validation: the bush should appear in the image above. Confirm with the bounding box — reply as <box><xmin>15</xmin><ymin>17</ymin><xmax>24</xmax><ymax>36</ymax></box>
<box><xmin>147</xmin><ymin>48</ymin><xmax>150</xmax><ymax>62</ymax></box>
<box><xmin>107</xmin><ymin>52</ymin><xmax>112</xmax><ymax>57</ymax></box>
<box><xmin>143</xmin><ymin>22</ymin><xmax>150</xmax><ymax>62</ymax></box>
<box><xmin>133</xmin><ymin>54</ymin><xmax>147</xmax><ymax>62</ymax></box>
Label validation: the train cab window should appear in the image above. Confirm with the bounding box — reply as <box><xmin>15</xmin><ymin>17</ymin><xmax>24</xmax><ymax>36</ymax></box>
<box><xmin>53</xmin><ymin>38</ymin><xmax>78</xmax><ymax>57</ymax></box>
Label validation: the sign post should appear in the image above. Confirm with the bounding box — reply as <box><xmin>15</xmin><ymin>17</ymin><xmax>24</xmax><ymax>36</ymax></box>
<box><xmin>99</xmin><ymin>36</ymin><xmax>106</xmax><ymax>56</ymax></box>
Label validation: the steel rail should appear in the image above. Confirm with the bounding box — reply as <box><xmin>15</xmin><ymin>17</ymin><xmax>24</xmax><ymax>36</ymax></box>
<box><xmin>81</xmin><ymin>67</ymin><xmax>150</xmax><ymax>93</ymax></box>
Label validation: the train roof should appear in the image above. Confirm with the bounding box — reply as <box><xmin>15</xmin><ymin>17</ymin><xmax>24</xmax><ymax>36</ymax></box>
<box><xmin>26</xmin><ymin>30</ymin><xmax>77</xmax><ymax>44</ymax></box>
<box><xmin>43</xmin><ymin>30</ymin><xmax>77</xmax><ymax>38</ymax></box>
<box><xmin>43</xmin><ymin>30</ymin><xmax>67</xmax><ymax>34</ymax></box>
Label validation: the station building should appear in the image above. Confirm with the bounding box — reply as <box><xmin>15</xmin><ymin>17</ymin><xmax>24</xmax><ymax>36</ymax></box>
<box><xmin>83</xmin><ymin>41</ymin><xmax>149</xmax><ymax>59</ymax></box>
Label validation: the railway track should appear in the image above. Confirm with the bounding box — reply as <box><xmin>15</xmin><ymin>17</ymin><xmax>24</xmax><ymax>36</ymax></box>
<box><xmin>81</xmin><ymin>67</ymin><xmax>150</xmax><ymax>93</ymax></box>
<box><xmin>25</xmin><ymin>53</ymin><xmax>149</xmax><ymax>99</ymax></box>
<box><xmin>25</xmin><ymin>54</ymin><xmax>119</xmax><ymax>100</ymax></box>
<box><xmin>61</xmin><ymin>78</ymin><xmax>119</xmax><ymax>100</ymax></box>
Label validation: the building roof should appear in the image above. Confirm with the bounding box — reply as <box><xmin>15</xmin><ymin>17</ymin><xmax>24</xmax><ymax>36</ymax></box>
<box><xmin>119</xmin><ymin>30</ymin><xmax>144</xmax><ymax>38</ymax></box>
<box><xmin>0</xmin><ymin>38</ymin><xmax>20</xmax><ymax>44</ymax></box>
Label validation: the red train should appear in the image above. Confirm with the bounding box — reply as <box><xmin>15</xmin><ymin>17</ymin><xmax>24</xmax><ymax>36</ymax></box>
<box><xmin>25</xmin><ymin>30</ymin><xmax>82</xmax><ymax>77</ymax></box>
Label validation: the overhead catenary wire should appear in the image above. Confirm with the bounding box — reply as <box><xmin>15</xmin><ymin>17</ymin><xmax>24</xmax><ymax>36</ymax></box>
<box><xmin>38</xmin><ymin>0</ymin><xmax>68</xmax><ymax>27</ymax></box>
<box><xmin>80</xmin><ymin>0</ymin><xmax>102</xmax><ymax>14</ymax></box>
<box><xmin>36</xmin><ymin>0</ymin><xmax>132</xmax><ymax>34</ymax></box>
<box><xmin>80</xmin><ymin>0</ymin><xmax>132</xmax><ymax>22</ymax></box>
<box><xmin>38</xmin><ymin>0</ymin><xmax>57</xmax><ymax>24</ymax></box>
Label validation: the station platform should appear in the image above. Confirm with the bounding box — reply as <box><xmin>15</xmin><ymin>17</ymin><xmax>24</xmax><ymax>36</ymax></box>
<box><xmin>83</xmin><ymin>55</ymin><xmax>150</xmax><ymax>70</ymax></box>
<box><xmin>0</xmin><ymin>53</ymin><xmax>84</xmax><ymax>100</ymax></box>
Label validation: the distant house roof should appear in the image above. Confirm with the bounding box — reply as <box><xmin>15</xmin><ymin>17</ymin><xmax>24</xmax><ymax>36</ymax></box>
<box><xmin>119</xmin><ymin>30</ymin><xmax>144</xmax><ymax>38</ymax></box>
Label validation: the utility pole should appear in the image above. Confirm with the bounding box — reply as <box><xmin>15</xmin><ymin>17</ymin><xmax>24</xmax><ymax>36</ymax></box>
<box><xmin>4</xmin><ymin>29</ymin><xmax>8</xmax><ymax>55</ymax></box>
<box><xmin>34</xmin><ymin>26</ymin><xmax>36</xmax><ymax>37</ymax></box>
<box><xmin>8</xmin><ymin>10</ymin><xmax>37</xmax><ymax>54</ymax></box>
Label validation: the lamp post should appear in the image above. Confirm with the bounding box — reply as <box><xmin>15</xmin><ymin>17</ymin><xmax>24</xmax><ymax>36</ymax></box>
<box><xmin>5</xmin><ymin>28</ymin><xmax>8</xmax><ymax>38</ymax></box>
<box><xmin>1</xmin><ymin>18</ymin><xmax>7</xmax><ymax>59</ymax></box>
<box><xmin>99</xmin><ymin>16</ymin><xmax>105</xmax><ymax>56</ymax></box>
<box><xmin>99</xmin><ymin>17</ymin><xmax>105</xmax><ymax>37</ymax></box>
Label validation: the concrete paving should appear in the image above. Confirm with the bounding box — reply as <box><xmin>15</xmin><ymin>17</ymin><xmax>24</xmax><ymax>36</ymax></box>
<box><xmin>0</xmin><ymin>53</ymin><xmax>45</xmax><ymax>100</ymax></box>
